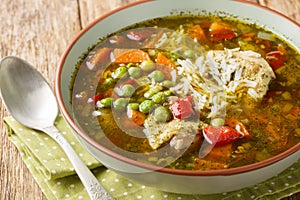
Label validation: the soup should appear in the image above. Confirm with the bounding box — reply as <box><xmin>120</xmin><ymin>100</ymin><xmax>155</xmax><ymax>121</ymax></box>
<box><xmin>70</xmin><ymin>15</ymin><xmax>300</xmax><ymax>170</ymax></box>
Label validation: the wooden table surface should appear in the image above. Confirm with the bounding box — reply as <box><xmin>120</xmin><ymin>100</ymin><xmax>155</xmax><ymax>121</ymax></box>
<box><xmin>0</xmin><ymin>0</ymin><xmax>299</xmax><ymax>199</ymax></box>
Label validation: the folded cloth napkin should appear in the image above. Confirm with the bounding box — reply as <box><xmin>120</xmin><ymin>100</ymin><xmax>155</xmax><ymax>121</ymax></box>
<box><xmin>3</xmin><ymin>115</ymin><xmax>300</xmax><ymax>200</ymax></box>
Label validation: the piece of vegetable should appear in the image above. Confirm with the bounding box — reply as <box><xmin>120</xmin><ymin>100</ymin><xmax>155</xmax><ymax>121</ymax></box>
<box><xmin>156</xmin><ymin>53</ymin><xmax>176</xmax><ymax>79</ymax></box>
<box><xmin>111</xmin><ymin>66</ymin><xmax>128</xmax><ymax>79</ymax></box>
<box><xmin>209</xmin><ymin>21</ymin><xmax>236</xmax><ymax>42</ymax></box>
<box><xmin>187</xmin><ymin>24</ymin><xmax>206</xmax><ymax>42</ymax></box>
<box><xmin>153</xmin><ymin>106</ymin><xmax>172</xmax><ymax>122</ymax></box>
<box><xmin>113</xmin><ymin>98</ymin><xmax>129</xmax><ymax>110</ymax></box>
<box><xmin>139</xmin><ymin>100</ymin><xmax>154</xmax><ymax>113</ymax></box>
<box><xmin>203</xmin><ymin>126</ymin><xmax>242</xmax><ymax>146</ymax></box>
<box><xmin>89</xmin><ymin>93</ymin><xmax>104</xmax><ymax>104</ymax></box>
<box><xmin>140</xmin><ymin>60</ymin><xmax>155</xmax><ymax>71</ymax></box>
<box><xmin>151</xmin><ymin>92</ymin><xmax>166</xmax><ymax>104</ymax></box>
<box><xmin>113</xmin><ymin>49</ymin><xmax>151</xmax><ymax>64</ymax></box>
<box><xmin>170</xmin><ymin>96</ymin><xmax>194</xmax><ymax>119</ymax></box>
<box><xmin>127</xmin><ymin>103</ymin><xmax>140</xmax><ymax>110</ymax></box>
<box><xmin>148</xmin><ymin>70</ymin><xmax>165</xmax><ymax>82</ymax></box>
<box><xmin>119</xmin><ymin>84</ymin><xmax>135</xmax><ymax>97</ymax></box>
<box><xmin>99</xmin><ymin>97</ymin><xmax>113</xmax><ymax>108</ymax></box>
<box><xmin>266</xmin><ymin>51</ymin><xmax>285</xmax><ymax>70</ymax></box>
<box><xmin>127</xmin><ymin>109</ymin><xmax>146</xmax><ymax>126</ymax></box>
<box><xmin>128</xmin><ymin>67</ymin><xmax>142</xmax><ymax>78</ymax></box>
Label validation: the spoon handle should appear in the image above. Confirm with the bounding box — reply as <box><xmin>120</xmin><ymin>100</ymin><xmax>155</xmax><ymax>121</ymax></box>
<box><xmin>42</xmin><ymin>125</ymin><xmax>114</xmax><ymax>200</ymax></box>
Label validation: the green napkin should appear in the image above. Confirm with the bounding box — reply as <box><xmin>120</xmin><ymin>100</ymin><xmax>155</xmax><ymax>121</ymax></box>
<box><xmin>3</xmin><ymin>115</ymin><xmax>300</xmax><ymax>200</ymax></box>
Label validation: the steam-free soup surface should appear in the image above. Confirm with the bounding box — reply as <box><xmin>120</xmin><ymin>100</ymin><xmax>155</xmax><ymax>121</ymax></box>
<box><xmin>71</xmin><ymin>15</ymin><xmax>300</xmax><ymax>170</ymax></box>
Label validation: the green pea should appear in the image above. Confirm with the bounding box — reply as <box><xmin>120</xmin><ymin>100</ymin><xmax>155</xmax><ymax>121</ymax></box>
<box><xmin>144</xmin><ymin>85</ymin><xmax>163</xmax><ymax>99</ymax></box>
<box><xmin>148</xmin><ymin>70</ymin><xmax>165</xmax><ymax>82</ymax></box>
<box><xmin>211</xmin><ymin>118</ymin><xmax>225</xmax><ymax>127</ymax></box>
<box><xmin>99</xmin><ymin>97</ymin><xmax>113</xmax><ymax>107</ymax></box>
<box><xmin>152</xmin><ymin>92</ymin><xmax>166</xmax><ymax>104</ymax></box>
<box><xmin>163</xmin><ymin>90</ymin><xmax>172</xmax><ymax>97</ymax></box>
<box><xmin>184</xmin><ymin>49</ymin><xmax>195</xmax><ymax>58</ymax></box>
<box><xmin>127</xmin><ymin>103</ymin><xmax>139</xmax><ymax>110</ymax></box>
<box><xmin>154</xmin><ymin>106</ymin><xmax>171</xmax><ymax>122</ymax></box>
<box><xmin>128</xmin><ymin>67</ymin><xmax>142</xmax><ymax>78</ymax></box>
<box><xmin>139</xmin><ymin>100</ymin><xmax>154</xmax><ymax>114</ymax></box>
<box><xmin>112</xmin><ymin>66</ymin><xmax>128</xmax><ymax>79</ymax></box>
<box><xmin>113</xmin><ymin>98</ymin><xmax>128</xmax><ymax>110</ymax></box>
<box><xmin>120</xmin><ymin>84</ymin><xmax>135</xmax><ymax>97</ymax></box>
<box><xmin>161</xmin><ymin>80</ymin><xmax>174</xmax><ymax>88</ymax></box>
<box><xmin>140</xmin><ymin>60</ymin><xmax>155</xmax><ymax>72</ymax></box>
<box><xmin>103</xmin><ymin>77</ymin><xmax>115</xmax><ymax>87</ymax></box>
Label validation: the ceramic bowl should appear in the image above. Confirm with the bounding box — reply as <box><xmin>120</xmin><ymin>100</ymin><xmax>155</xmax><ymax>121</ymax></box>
<box><xmin>56</xmin><ymin>0</ymin><xmax>300</xmax><ymax>194</ymax></box>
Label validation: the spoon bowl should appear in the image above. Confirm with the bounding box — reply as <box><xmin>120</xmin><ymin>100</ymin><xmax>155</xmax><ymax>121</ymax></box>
<box><xmin>0</xmin><ymin>56</ymin><xmax>113</xmax><ymax>200</ymax></box>
<box><xmin>0</xmin><ymin>56</ymin><xmax>57</xmax><ymax>129</ymax></box>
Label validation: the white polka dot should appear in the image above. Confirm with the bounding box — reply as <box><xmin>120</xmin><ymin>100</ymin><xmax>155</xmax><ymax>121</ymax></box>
<box><xmin>288</xmin><ymin>175</ymin><xmax>292</xmax><ymax>179</ymax></box>
<box><xmin>251</xmin><ymin>195</ymin><xmax>256</xmax><ymax>199</ymax></box>
<box><xmin>31</xmin><ymin>131</ymin><xmax>36</xmax><ymax>135</ymax></box>
<box><xmin>53</xmin><ymin>191</ymin><xmax>57</xmax><ymax>195</ymax></box>
<box><xmin>20</xmin><ymin>152</ymin><xmax>25</xmax><ymax>157</ymax></box>
<box><xmin>21</xmin><ymin>143</ymin><xmax>25</xmax><ymax>146</ymax></box>
<box><xmin>28</xmin><ymin>156</ymin><xmax>32</xmax><ymax>160</ymax></box>
<box><xmin>123</xmin><ymin>192</ymin><xmax>128</xmax><ymax>196</ymax></box>
<box><xmin>79</xmin><ymin>153</ymin><xmax>83</xmax><ymax>157</ymax></box>
<box><xmin>26</xmin><ymin>138</ymin><xmax>31</xmax><ymax>141</ymax></box>
<box><xmin>137</xmin><ymin>195</ymin><xmax>142</xmax><ymax>199</ymax></box>
<box><xmin>65</xmin><ymin>194</ymin><xmax>70</xmax><ymax>198</ymax></box>
<box><xmin>48</xmin><ymin>153</ymin><xmax>52</xmax><ymax>156</ymax></box>
<box><xmin>128</xmin><ymin>183</ymin><xmax>133</xmax><ymax>187</ymax></box>
<box><xmin>115</xmin><ymin>178</ymin><xmax>119</xmax><ymax>182</ymax></box>
<box><xmin>290</xmin><ymin>167</ymin><xmax>295</xmax><ymax>170</ymax></box>
<box><xmin>39</xmin><ymin>142</ymin><xmax>44</xmax><ymax>146</ymax></box>
<box><xmin>110</xmin><ymin>188</ymin><xmax>115</xmax><ymax>192</ymax></box>
<box><xmin>18</xmin><ymin>128</ymin><xmax>23</xmax><ymax>131</ymax></box>
<box><xmin>177</xmin><ymin>197</ymin><xmax>182</xmax><ymax>200</ymax></box>
<box><xmin>78</xmin><ymin>196</ymin><xmax>83</xmax><ymax>199</ymax></box>
<box><xmin>237</xmin><ymin>194</ymin><xmax>241</xmax><ymax>197</ymax></box>
<box><xmin>56</xmin><ymin>163</ymin><xmax>61</xmax><ymax>167</ymax></box>
<box><xmin>141</xmin><ymin>185</ymin><xmax>146</xmax><ymax>189</ymax></box>
<box><xmin>61</xmin><ymin>158</ymin><xmax>65</xmax><ymax>161</ymax></box>
<box><xmin>253</xmin><ymin>186</ymin><xmax>258</xmax><ymax>190</ymax></box>
<box><xmin>150</xmin><ymin>195</ymin><xmax>155</xmax><ymax>199</ymax></box>
<box><xmin>51</xmin><ymin>170</ymin><xmax>57</xmax><ymax>174</ymax></box>
<box><xmin>271</xmin><ymin>181</ymin><xmax>275</xmax><ymax>185</ymax></box>
<box><xmin>62</xmin><ymin>131</ymin><xmax>67</xmax><ymax>135</ymax></box>
<box><xmin>71</xmin><ymin>141</ymin><xmax>75</xmax><ymax>145</ymax></box>
<box><xmin>70</xmin><ymin>184</ymin><xmax>75</xmax><ymax>188</ymax></box>
<box><xmin>57</xmin><ymin>181</ymin><xmax>61</xmax><ymax>185</ymax></box>
<box><xmin>52</xmin><ymin>146</ymin><xmax>57</xmax><ymax>149</ymax></box>
<box><xmin>102</xmin><ymin>178</ymin><xmax>106</xmax><ymax>182</ymax></box>
<box><xmin>222</xmin><ymin>192</ymin><xmax>227</xmax><ymax>195</ymax></box>
<box><xmin>87</xmin><ymin>162</ymin><xmax>92</xmax><ymax>166</ymax></box>
<box><xmin>268</xmin><ymin>190</ymin><xmax>272</xmax><ymax>193</ymax></box>
<box><xmin>43</xmin><ymin>160</ymin><xmax>48</xmax><ymax>163</ymax></box>
<box><xmin>285</xmin><ymin>183</ymin><xmax>289</xmax><ymax>186</ymax></box>
<box><xmin>35</xmin><ymin>149</ymin><xmax>39</xmax><ymax>152</ymax></box>
<box><xmin>44</xmin><ymin>137</ymin><xmax>49</xmax><ymax>140</ymax></box>
<box><xmin>70</xmin><ymin>168</ymin><xmax>74</xmax><ymax>171</ymax></box>
<box><xmin>163</xmin><ymin>194</ymin><xmax>168</xmax><ymax>198</ymax></box>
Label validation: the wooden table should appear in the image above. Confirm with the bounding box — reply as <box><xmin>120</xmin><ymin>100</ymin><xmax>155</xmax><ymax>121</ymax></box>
<box><xmin>0</xmin><ymin>0</ymin><xmax>299</xmax><ymax>199</ymax></box>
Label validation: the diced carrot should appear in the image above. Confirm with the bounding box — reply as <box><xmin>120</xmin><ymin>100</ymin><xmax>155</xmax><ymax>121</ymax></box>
<box><xmin>209</xmin><ymin>21</ymin><xmax>236</xmax><ymax>42</ymax></box>
<box><xmin>156</xmin><ymin>53</ymin><xmax>176</xmax><ymax>79</ymax></box>
<box><xmin>240</xmin><ymin>32</ymin><xmax>255</xmax><ymax>39</ymax></box>
<box><xmin>86</xmin><ymin>48</ymin><xmax>112</xmax><ymax>70</ymax></box>
<box><xmin>187</xmin><ymin>24</ymin><xmax>207</xmax><ymax>42</ymax></box>
<box><xmin>127</xmin><ymin>109</ymin><xmax>146</xmax><ymax>126</ymax></box>
<box><xmin>113</xmin><ymin>49</ymin><xmax>150</xmax><ymax>64</ymax></box>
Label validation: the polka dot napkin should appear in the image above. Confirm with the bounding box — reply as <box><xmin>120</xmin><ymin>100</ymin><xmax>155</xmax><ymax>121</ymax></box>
<box><xmin>3</xmin><ymin>115</ymin><xmax>300</xmax><ymax>200</ymax></box>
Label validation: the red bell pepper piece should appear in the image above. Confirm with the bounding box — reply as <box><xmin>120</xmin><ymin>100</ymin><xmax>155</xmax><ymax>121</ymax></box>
<box><xmin>203</xmin><ymin>125</ymin><xmax>242</xmax><ymax>146</ymax></box>
<box><xmin>266</xmin><ymin>51</ymin><xmax>285</xmax><ymax>70</ymax></box>
<box><xmin>89</xmin><ymin>93</ymin><xmax>104</xmax><ymax>104</ymax></box>
<box><xmin>170</xmin><ymin>96</ymin><xmax>194</xmax><ymax>119</ymax></box>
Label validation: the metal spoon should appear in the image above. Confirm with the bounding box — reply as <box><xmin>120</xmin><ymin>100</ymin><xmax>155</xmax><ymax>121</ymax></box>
<box><xmin>0</xmin><ymin>56</ymin><xmax>114</xmax><ymax>200</ymax></box>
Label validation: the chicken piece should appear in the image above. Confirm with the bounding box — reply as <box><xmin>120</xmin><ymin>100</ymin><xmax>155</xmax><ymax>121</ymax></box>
<box><xmin>202</xmin><ymin>49</ymin><xmax>276</xmax><ymax>99</ymax></box>
<box><xmin>143</xmin><ymin>114</ymin><xmax>206</xmax><ymax>150</ymax></box>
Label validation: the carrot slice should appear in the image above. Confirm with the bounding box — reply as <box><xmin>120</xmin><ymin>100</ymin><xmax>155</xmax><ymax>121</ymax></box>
<box><xmin>127</xmin><ymin>109</ymin><xmax>146</xmax><ymax>126</ymax></box>
<box><xmin>209</xmin><ymin>21</ymin><xmax>236</xmax><ymax>42</ymax></box>
<box><xmin>113</xmin><ymin>49</ymin><xmax>150</xmax><ymax>63</ymax></box>
<box><xmin>187</xmin><ymin>24</ymin><xmax>206</xmax><ymax>42</ymax></box>
<box><xmin>156</xmin><ymin>53</ymin><xmax>176</xmax><ymax>79</ymax></box>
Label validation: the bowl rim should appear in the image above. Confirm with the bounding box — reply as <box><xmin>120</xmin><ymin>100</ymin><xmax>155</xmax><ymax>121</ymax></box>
<box><xmin>56</xmin><ymin>0</ymin><xmax>300</xmax><ymax>176</ymax></box>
